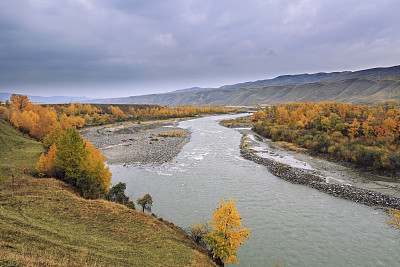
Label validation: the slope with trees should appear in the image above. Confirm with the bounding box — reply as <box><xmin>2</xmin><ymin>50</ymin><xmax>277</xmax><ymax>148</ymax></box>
<box><xmin>0</xmin><ymin>103</ymin><xmax>216</xmax><ymax>266</ymax></box>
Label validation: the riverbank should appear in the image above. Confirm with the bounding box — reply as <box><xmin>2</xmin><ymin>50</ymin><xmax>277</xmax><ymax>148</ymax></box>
<box><xmin>0</xmin><ymin>119</ymin><xmax>215</xmax><ymax>266</ymax></box>
<box><xmin>234</xmin><ymin>127</ymin><xmax>400</xmax><ymax>210</ymax></box>
<box><xmin>81</xmin><ymin>120</ymin><xmax>191</xmax><ymax>165</ymax></box>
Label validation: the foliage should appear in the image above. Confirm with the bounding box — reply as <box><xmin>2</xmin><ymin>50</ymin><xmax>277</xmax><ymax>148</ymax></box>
<box><xmin>187</xmin><ymin>223</ymin><xmax>210</xmax><ymax>248</ymax></box>
<box><xmin>251</xmin><ymin>101</ymin><xmax>400</xmax><ymax>177</ymax></box>
<box><xmin>2</xmin><ymin>94</ymin><xmax>237</xmax><ymax>142</ymax></box>
<box><xmin>76</xmin><ymin>170</ymin><xmax>107</xmax><ymax>199</ymax></box>
<box><xmin>137</xmin><ymin>193</ymin><xmax>153</xmax><ymax>213</ymax></box>
<box><xmin>107</xmin><ymin>182</ymin><xmax>135</xmax><ymax>209</ymax></box>
<box><xmin>36</xmin><ymin>127</ymin><xmax>112</xmax><ymax>198</ymax></box>
<box><xmin>10</xmin><ymin>94</ymin><xmax>30</xmax><ymax>110</ymax></box>
<box><xmin>53</xmin><ymin>127</ymin><xmax>89</xmax><ymax>183</ymax></box>
<box><xmin>386</xmin><ymin>209</ymin><xmax>400</xmax><ymax>229</ymax></box>
<box><xmin>205</xmin><ymin>199</ymin><xmax>250</xmax><ymax>265</ymax></box>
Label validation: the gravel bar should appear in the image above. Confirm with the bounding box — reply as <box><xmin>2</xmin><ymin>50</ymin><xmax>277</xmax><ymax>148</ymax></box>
<box><xmin>81</xmin><ymin>122</ymin><xmax>190</xmax><ymax>165</ymax></box>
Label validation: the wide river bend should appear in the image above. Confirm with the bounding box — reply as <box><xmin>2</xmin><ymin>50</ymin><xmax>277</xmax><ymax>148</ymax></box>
<box><xmin>109</xmin><ymin>114</ymin><xmax>400</xmax><ymax>266</ymax></box>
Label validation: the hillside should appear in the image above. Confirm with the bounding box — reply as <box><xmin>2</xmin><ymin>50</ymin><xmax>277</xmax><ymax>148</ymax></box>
<box><xmin>89</xmin><ymin>65</ymin><xmax>400</xmax><ymax>106</ymax></box>
<box><xmin>0</xmin><ymin>121</ymin><xmax>215</xmax><ymax>266</ymax></box>
<box><xmin>0</xmin><ymin>93</ymin><xmax>92</xmax><ymax>104</ymax></box>
<box><xmin>92</xmin><ymin>75</ymin><xmax>400</xmax><ymax>106</ymax></box>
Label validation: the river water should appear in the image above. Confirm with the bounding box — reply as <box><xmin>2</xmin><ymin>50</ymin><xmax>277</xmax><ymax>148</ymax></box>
<box><xmin>109</xmin><ymin>114</ymin><xmax>400</xmax><ymax>266</ymax></box>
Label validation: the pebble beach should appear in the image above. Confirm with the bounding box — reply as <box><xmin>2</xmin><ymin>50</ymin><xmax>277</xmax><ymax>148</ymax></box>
<box><xmin>81</xmin><ymin>121</ymin><xmax>190</xmax><ymax>165</ymax></box>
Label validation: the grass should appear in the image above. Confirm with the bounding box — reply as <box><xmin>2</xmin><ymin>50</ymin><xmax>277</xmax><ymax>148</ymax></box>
<box><xmin>0</xmin><ymin>120</ymin><xmax>215</xmax><ymax>266</ymax></box>
<box><xmin>275</xmin><ymin>141</ymin><xmax>308</xmax><ymax>153</ymax></box>
<box><xmin>0</xmin><ymin>120</ymin><xmax>45</xmax><ymax>177</ymax></box>
<box><xmin>158</xmin><ymin>130</ymin><xmax>186</xmax><ymax>137</ymax></box>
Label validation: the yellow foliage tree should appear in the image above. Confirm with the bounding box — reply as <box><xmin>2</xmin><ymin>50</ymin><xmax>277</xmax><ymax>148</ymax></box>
<box><xmin>348</xmin><ymin>118</ymin><xmax>360</xmax><ymax>139</ymax></box>
<box><xmin>10</xmin><ymin>94</ymin><xmax>30</xmax><ymax>110</ymax></box>
<box><xmin>84</xmin><ymin>141</ymin><xmax>112</xmax><ymax>189</ymax></box>
<box><xmin>36</xmin><ymin>144</ymin><xmax>57</xmax><ymax>177</ymax></box>
<box><xmin>36</xmin><ymin>128</ymin><xmax>112</xmax><ymax>196</ymax></box>
<box><xmin>206</xmin><ymin>199</ymin><xmax>250</xmax><ymax>265</ymax></box>
<box><xmin>387</xmin><ymin>209</ymin><xmax>400</xmax><ymax>229</ymax></box>
<box><xmin>109</xmin><ymin>106</ymin><xmax>124</xmax><ymax>119</ymax></box>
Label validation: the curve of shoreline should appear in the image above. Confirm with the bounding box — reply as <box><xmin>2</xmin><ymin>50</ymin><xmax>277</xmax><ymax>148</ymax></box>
<box><xmin>233</xmin><ymin>127</ymin><xmax>400</xmax><ymax>210</ymax></box>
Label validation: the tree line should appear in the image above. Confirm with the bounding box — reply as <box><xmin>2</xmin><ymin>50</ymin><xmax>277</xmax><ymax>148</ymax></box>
<box><xmin>251</xmin><ymin>101</ymin><xmax>400</xmax><ymax>179</ymax></box>
<box><xmin>0</xmin><ymin>94</ymin><xmax>237</xmax><ymax>141</ymax></box>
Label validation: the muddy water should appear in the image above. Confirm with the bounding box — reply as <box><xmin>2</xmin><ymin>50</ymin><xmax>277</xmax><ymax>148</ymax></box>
<box><xmin>109</xmin><ymin>114</ymin><xmax>400</xmax><ymax>266</ymax></box>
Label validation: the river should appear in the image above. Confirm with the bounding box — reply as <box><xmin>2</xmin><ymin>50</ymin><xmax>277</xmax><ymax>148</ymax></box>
<box><xmin>109</xmin><ymin>114</ymin><xmax>400</xmax><ymax>266</ymax></box>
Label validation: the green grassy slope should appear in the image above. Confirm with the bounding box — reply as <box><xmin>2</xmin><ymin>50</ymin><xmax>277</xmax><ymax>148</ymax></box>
<box><xmin>0</xmin><ymin>120</ymin><xmax>45</xmax><ymax>178</ymax></box>
<box><xmin>0</xmin><ymin>121</ymin><xmax>214</xmax><ymax>266</ymax></box>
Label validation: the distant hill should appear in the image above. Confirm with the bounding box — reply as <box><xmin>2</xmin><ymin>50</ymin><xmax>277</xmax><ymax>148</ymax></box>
<box><xmin>219</xmin><ymin>71</ymin><xmax>350</xmax><ymax>90</ymax></box>
<box><xmin>220</xmin><ymin>65</ymin><xmax>400</xmax><ymax>90</ymax></box>
<box><xmin>0</xmin><ymin>93</ymin><xmax>92</xmax><ymax>103</ymax></box>
<box><xmin>90</xmin><ymin>65</ymin><xmax>400</xmax><ymax>106</ymax></box>
<box><xmin>172</xmin><ymin>87</ymin><xmax>215</xmax><ymax>93</ymax></box>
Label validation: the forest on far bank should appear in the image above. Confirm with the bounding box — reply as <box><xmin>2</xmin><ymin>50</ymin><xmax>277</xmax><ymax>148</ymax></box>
<box><xmin>248</xmin><ymin>101</ymin><xmax>400</xmax><ymax>179</ymax></box>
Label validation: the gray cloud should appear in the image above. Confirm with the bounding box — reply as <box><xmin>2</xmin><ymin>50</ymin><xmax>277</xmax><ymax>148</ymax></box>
<box><xmin>0</xmin><ymin>0</ymin><xmax>399</xmax><ymax>97</ymax></box>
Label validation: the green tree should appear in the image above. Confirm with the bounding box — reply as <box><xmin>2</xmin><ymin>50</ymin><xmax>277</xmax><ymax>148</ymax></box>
<box><xmin>137</xmin><ymin>194</ymin><xmax>153</xmax><ymax>213</ymax></box>
<box><xmin>54</xmin><ymin>127</ymin><xmax>88</xmax><ymax>185</ymax></box>
<box><xmin>108</xmin><ymin>182</ymin><xmax>129</xmax><ymax>204</ymax></box>
<box><xmin>107</xmin><ymin>182</ymin><xmax>135</xmax><ymax>209</ymax></box>
<box><xmin>205</xmin><ymin>199</ymin><xmax>250</xmax><ymax>265</ymax></box>
<box><xmin>76</xmin><ymin>170</ymin><xmax>106</xmax><ymax>199</ymax></box>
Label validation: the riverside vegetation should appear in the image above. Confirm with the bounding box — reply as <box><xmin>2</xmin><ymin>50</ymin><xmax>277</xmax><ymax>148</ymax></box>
<box><xmin>0</xmin><ymin>94</ymin><xmax>247</xmax><ymax>266</ymax></box>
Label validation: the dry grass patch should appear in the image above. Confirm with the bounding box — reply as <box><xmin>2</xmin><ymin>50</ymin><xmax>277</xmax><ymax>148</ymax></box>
<box><xmin>275</xmin><ymin>141</ymin><xmax>308</xmax><ymax>152</ymax></box>
<box><xmin>158</xmin><ymin>130</ymin><xmax>185</xmax><ymax>137</ymax></box>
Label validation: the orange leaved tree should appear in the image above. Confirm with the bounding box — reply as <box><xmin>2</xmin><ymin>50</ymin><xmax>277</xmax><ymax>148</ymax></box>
<box><xmin>206</xmin><ymin>199</ymin><xmax>250</xmax><ymax>265</ymax></box>
<box><xmin>36</xmin><ymin>127</ymin><xmax>112</xmax><ymax>198</ymax></box>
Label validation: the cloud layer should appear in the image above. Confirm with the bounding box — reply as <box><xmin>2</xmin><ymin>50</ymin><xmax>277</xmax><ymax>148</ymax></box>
<box><xmin>1</xmin><ymin>0</ymin><xmax>399</xmax><ymax>97</ymax></box>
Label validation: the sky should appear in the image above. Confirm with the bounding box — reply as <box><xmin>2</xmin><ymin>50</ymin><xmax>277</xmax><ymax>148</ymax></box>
<box><xmin>0</xmin><ymin>0</ymin><xmax>400</xmax><ymax>98</ymax></box>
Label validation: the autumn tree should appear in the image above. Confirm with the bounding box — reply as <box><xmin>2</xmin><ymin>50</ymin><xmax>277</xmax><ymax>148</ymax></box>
<box><xmin>53</xmin><ymin>127</ymin><xmax>89</xmax><ymax>184</ymax></box>
<box><xmin>348</xmin><ymin>118</ymin><xmax>360</xmax><ymax>139</ymax></box>
<box><xmin>362</xmin><ymin>115</ymin><xmax>375</xmax><ymax>138</ymax></box>
<box><xmin>387</xmin><ymin>209</ymin><xmax>400</xmax><ymax>229</ymax></box>
<box><xmin>36</xmin><ymin>127</ymin><xmax>112</xmax><ymax>197</ymax></box>
<box><xmin>109</xmin><ymin>106</ymin><xmax>124</xmax><ymax>120</ymax></box>
<box><xmin>137</xmin><ymin>193</ymin><xmax>153</xmax><ymax>213</ymax></box>
<box><xmin>36</xmin><ymin>144</ymin><xmax>57</xmax><ymax>177</ymax></box>
<box><xmin>10</xmin><ymin>94</ymin><xmax>30</xmax><ymax>110</ymax></box>
<box><xmin>206</xmin><ymin>199</ymin><xmax>250</xmax><ymax>265</ymax></box>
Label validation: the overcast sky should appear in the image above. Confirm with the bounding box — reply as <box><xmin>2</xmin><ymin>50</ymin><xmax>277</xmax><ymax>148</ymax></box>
<box><xmin>1</xmin><ymin>0</ymin><xmax>399</xmax><ymax>98</ymax></box>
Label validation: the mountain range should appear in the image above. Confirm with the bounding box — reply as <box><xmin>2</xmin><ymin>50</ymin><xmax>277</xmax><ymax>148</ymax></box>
<box><xmin>2</xmin><ymin>65</ymin><xmax>399</xmax><ymax>106</ymax></box>
<box><xmin>0</xmin><ymin>93</ymin><xmax>91</xmax><ymax>104</ymax></box>
<box><xmin>91</xmin><ymin>65</ymin><xmax>400</xmax><ymax>106</ymax></box>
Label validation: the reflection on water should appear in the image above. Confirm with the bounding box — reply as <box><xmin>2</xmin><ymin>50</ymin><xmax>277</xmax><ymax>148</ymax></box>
<box><xmin>109</xmin><ymin>114</ymin><xmax>400</xmax><ymax>266</ymax></box>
